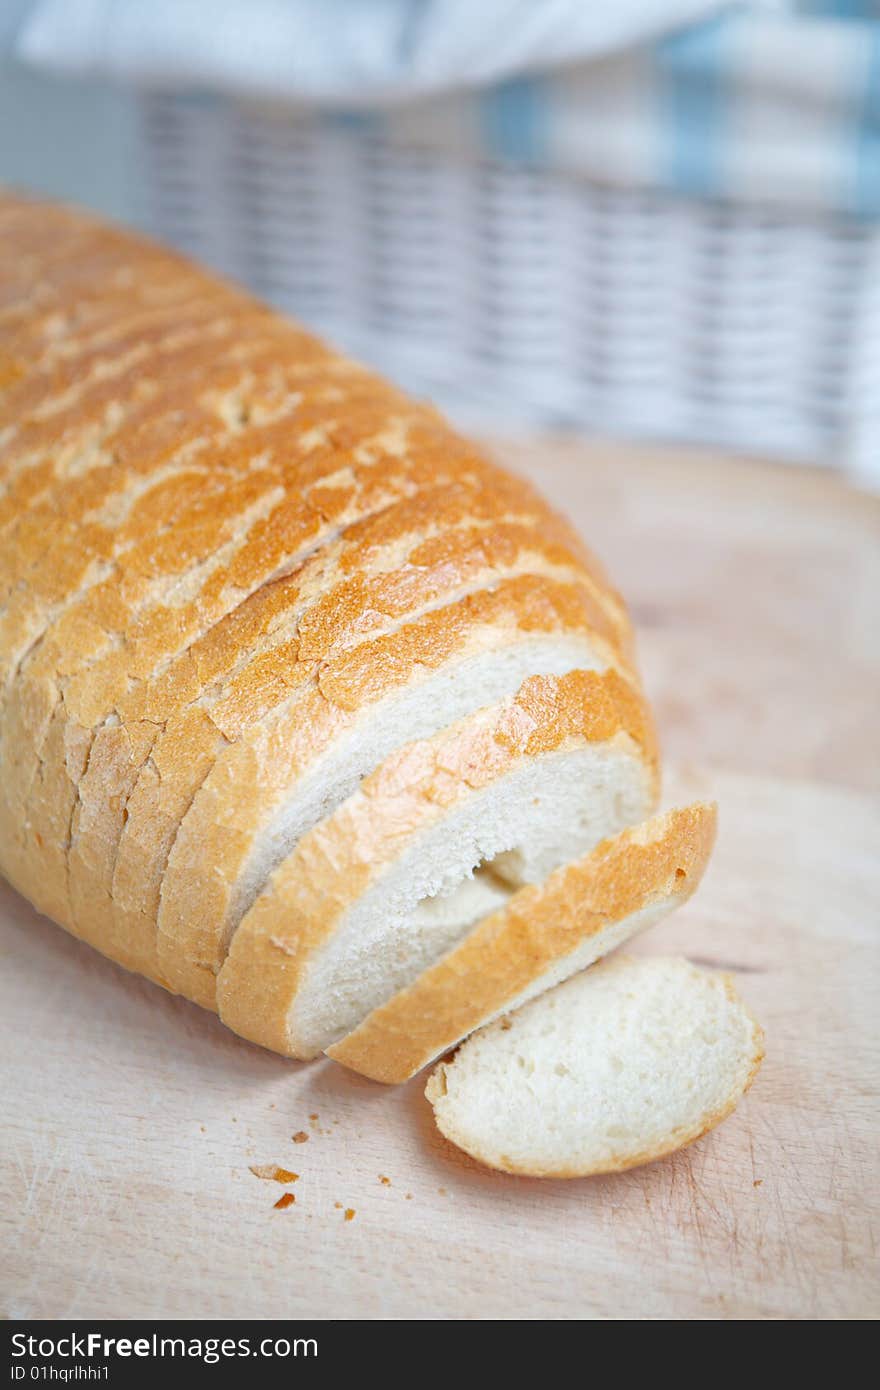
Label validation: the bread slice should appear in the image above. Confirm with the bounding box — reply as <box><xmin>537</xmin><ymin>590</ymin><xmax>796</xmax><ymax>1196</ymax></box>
<box><xmin>216</xmin><ymin>668</ymin><xmax>658</xmax><ymax>1055</ymax></box>
<box><xmin>426</xmin><ymin>954</ymin><xmax>763</xmax><ymax>1177</ymax></box>
<box><xmin>328</xmin><ymin>802</ymin><xmax>715</xmax><ymax>1082</ymax></box>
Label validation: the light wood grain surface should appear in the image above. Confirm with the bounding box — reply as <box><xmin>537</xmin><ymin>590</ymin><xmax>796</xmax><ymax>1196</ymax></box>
<box><xmin>2</xmin><ymin>438</ymin><xmax>878</xmax><ymax>1321</ymax></box>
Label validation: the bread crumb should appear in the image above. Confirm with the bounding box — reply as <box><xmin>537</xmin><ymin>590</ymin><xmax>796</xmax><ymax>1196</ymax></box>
<box><xmin>250</xmin><ymin>1164</ymin><xmax>299</xmax><ymax>1183</ymax></box>
<box><xmin>274</xmin><ymin>1192</ymin><xmax>296</xmax><ymax>1210</ymax></box>
<box><xmin>309</xmin><ymin>1113</ymin><xmax>319</xmax><ymax>1122</ymax></box>
<box><xmin>753</xmin><ymin>1179</ymin><xmax>763</xmax><ymax>1188</ymax></box>
<box><xmin>334</xmin><ymin>1202</ymin><xmax>342</xmax><ymax>1209</ymax></box>
<box><xmin>199</xmin><ymin>1125</ymin><xmax>206</xmax><ymax>1133</ymax></box>
<box><xmin>344</xmin><ymin>1208</ymin><xmax>355</xmax><ymax>1222</ymax></box>
<box><xmin>438</xmin><ymin>1187</ymin><xmax>447</xmax><ymax>1196</ymax></box>
<box><xmin>379</xmin><ymin>1175</ymin><xmax>391</xmax><ymax>1186</ymax></box>
<box><xmin>292</xmin><ymin>1131</ymin><xmax>309</xmax><ymax>1144</ymax></box>
<box><xmin>405</xmin><ymin>1193</ymin><xmax>413</xmax><ymax>1201</ymax></box>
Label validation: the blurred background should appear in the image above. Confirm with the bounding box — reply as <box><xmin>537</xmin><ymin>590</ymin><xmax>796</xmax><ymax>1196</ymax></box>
<box><xmin>0</xmin><ymin>0</ymin><xmax>878</xmax><ymax>482</ymax></box>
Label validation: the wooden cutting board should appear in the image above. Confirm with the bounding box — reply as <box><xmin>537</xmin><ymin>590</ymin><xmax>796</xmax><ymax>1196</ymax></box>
<box><xmin>2</xmin><ymin>438</ymin><xmax>878</xmax><ymax>1321</ymax></box>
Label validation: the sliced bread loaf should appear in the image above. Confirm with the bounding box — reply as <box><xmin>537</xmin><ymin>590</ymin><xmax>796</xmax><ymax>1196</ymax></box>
<box><xmin>0</xmin><ymin>194</ymin><xmax>639</xmax><ymax>1020</ymax></box>
<box><xmin>426</xmin><ymin>954</ymin><xmax>764</xmax><ymax>1177</ymax></box>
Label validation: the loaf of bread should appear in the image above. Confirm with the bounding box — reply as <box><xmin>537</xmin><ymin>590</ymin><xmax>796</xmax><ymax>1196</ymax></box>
<box><xmin>0</xmin><ymin>194</ymin><xmax>731</xmax><ymax>1118</ymax></box>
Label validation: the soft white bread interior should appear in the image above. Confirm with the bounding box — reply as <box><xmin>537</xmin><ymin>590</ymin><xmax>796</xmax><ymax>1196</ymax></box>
<box><xmin>217</xmin><ymin>668</ymin><xmax>658</xmax><ymax>1057</ymax></box>
<box><xmin>426</xmin><ymin>954</ymin><xmax>764</xmax><ymax>1177</ymax></box>
<box><xmin>328</xmin><ymin>802</ymin><xmax>716</xmax><ymax>1083</ymax></box>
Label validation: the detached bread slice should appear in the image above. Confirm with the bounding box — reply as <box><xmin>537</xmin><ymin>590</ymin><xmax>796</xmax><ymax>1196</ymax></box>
<box><xmin>426</xmin><ymin>954</ymin><xmax>763</xmax><ymax>1178</ymax></box>
<box><xmin>329</xmin><ymin>802</ymin><xmax>715</xmax><ymax>1083</ymax></box>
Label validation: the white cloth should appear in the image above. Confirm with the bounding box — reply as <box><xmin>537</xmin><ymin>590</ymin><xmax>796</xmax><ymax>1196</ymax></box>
<box><xmin>13</xmin><ymin>1</ymin><xmax>880</xmax><ymax>215</ymax></box>
<box><xmin>16</xmin><ymin>0</ymin><xmax>735</xmax><ymax>104</ymax></box>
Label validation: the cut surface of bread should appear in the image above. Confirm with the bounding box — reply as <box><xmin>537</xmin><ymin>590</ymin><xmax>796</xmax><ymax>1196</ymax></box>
<box><xmin>426</xmin><ymin>954</ymin><xmax>764</xmax><ymax>1177</ymax></box>
<box><xmin>328</xmin><ymin>802</ymin><xmax>715</xmax><ymax>1083</ymax></box>
<box><xmin>217</xmin><ymin>668</ymin><xmax>658</xmax><ymax>1056</ymax></box>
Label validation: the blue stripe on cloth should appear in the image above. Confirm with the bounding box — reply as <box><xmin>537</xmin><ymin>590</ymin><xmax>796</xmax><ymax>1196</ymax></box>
<box><xmin>654</xmin><ymin>15</ymin><xmax>733</xmax><ymax>198</ymax></box>
<box><xmin>797</xmin><ymin>1</ymin><xmax>875</xmax><ymax>17</ymax></box>
<box><xmin>326</xmin><ymin>109</ymin><xmax>382</xmax><ymax>135</ymax></box>
<box><xmin>856</xmin><ymin>26</ymin><xmax>880</xmax><ymax>215</ymax></box>
<box><xmin>481</xmin><ymin>76</ymin><xmax>547</xmax><ymax>164</ymax></box>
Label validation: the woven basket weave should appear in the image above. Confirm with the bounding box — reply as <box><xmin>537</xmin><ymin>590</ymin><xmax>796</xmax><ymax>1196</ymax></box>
<box><xmin>137</xmin><ymin>92</ymin><xmax>880</xmax><ymax>482</ymax></box>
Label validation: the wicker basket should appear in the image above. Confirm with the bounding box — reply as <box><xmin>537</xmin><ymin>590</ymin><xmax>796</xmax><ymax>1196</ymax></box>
<box><xmin>136</xmin><ymin>92</ymin><xmax>880</xmax><ymax>482</ymax></box>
